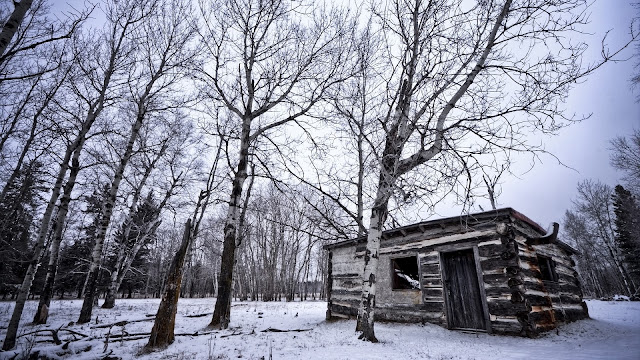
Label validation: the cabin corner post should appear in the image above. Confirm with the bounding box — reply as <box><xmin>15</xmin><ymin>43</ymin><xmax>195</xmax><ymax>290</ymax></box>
<box><xmin>326</xmin><ymin>250</ymin><xmax>333</xmax><ymax>320</ymax></box>
<box><xmin>498</xmin><ymin>222</ymin><xmax>537</xmax><ymax>337</ymax></box>
<box><xmin>569</xmin><ymin>256</ymin><xmax>590</xmax><ymax>320</ymax></box>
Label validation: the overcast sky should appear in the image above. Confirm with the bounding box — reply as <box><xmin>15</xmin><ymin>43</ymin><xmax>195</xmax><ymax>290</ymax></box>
<box><xmin>53</xmin><ymin>0</ymin><xmax>639</xmax><ymax>230</ymax></box>
<box><xmin>470</xmin><ymin>1</ymin><xmax>640</xmax><ymax>229</ymax></box>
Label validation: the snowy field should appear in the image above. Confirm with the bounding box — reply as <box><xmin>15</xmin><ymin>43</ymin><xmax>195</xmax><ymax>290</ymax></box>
<box><xmin>0</xmin><ymin>299</ymin><xmax>638</xmax><ymax>359</ymax></box>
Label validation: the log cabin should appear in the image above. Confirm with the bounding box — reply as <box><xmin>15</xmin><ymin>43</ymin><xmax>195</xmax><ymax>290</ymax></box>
<box><xmin>324</xmin><ymin>208</ymin><xmax>589</xmax><ymax>337</ymax></box>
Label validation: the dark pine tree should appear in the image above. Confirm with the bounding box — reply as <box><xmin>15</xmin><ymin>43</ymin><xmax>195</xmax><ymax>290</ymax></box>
<box><xmin>613</xmin><ymin>184</ymin><xmax>640</xmax><ymax>298</ymax></box>
<box><xmin>102</xmin><ymin>192</ymin><xmax>159</xmax><ymax>307</ymax></box>
<box><xmin>0</xmin><ymin>161</ymin><xmax>46</xmax><ymax>299</ymax></box>
<box><xmin>56</xmin><ymin>184</ymin><xmax>109</xmax><ymax>299</ymax></box>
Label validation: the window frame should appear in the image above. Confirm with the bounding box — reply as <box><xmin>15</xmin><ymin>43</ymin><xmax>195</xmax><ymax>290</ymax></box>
<box><xmin>390</xmin><ymin>255</ymin><xmax>421</xmax><ymax>291</ymax></box>
<box><xmin>537</xmin><ymin>255</ymin><xmax>559</xmax><ymax>283</ymax></box>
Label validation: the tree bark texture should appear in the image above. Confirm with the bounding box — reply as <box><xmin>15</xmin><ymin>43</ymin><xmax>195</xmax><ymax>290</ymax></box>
<box><xmin>209</xmin><ymin>118</ymin><xmax>251</xmax><ymax>329</ymax></box>
<box><xmin>146</xmin><ymin>219</ymin><xmax>191</xmax><ymax>349</ymax></box>
<box><xmin>33</xmin><ymin>145</ymin><xmax>84</xmax><ymax>324</ymax></box>
<box><xmin>1</xmin><ymin>114</ymin><xmax>94</xmax><ymax>349</ymax></box>
<box><xmin>78</xmin><ymin>114</ymin><xmax>145</xmax><ymax>323</ymax></box>
<box><xmin>0</xmin><ymin>0</ymin><xmax>33</xmax><ymax>58</ymax></box>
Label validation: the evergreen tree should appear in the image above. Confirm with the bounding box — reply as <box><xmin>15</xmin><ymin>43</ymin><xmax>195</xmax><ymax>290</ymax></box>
<box><xmin>103</xmin><ymin>192</ymin><xmax>159</xmax><ymax>304</ymax></box>
<box><xmin>0</xmin><ymin>161</ymin><xmax>46</xmax><ymax>299</ymax></box>
<box><xmin>56</xmin><ymin>184</ymin><xmax>108</xmax><ymax>298</ymax></box>
<box><xmin>613</xmin><ymin>184</ymin><xmax>640</xmax><ymax>298</ymax></box>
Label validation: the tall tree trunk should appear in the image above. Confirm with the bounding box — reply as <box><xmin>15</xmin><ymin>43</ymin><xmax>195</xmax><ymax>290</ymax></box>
<box><xmin>209</xmin><ymin>117</ymin><xmax>251</xmax><ymax>329</ymax></box>
<box><xmin>1</xmin><ymin>114</ymin><xmax>94</xmax><ymax>350</ymax></box>
<box><xmin>357</xmin><ymin>179</ymin><xmax>392</xmax><ymax>343</ymax></box>
<box><xmin>0</xmin><ymin>0</ymin><xmax>33</xmax><ymax>59</ymax></box>
<box><xmin>145</xmin><ymin>219</ymin><xmax>191</xmax><ymax>349</ymax></box>
<box><xmin>79</xmin><ymin>27</ymin><xmax>171</xmax><ymax>319</ymax></box>
<box><xmin>103</xmin><ymin>246</ymin><xmax>127</xmax><ymax>309</ymax></box>
<box><xmin>355</xmin><ymin>0</ymin><xmax>512</xmax><ymax>342</ymax></box>
<box><xmin>78</xmin><ymin>113</ymin><xmax>145</xmax><ymax>323</ymax></box>
<box><xmin>102</xmin><ymin>142</ymin><xmax>168</xmax><ymax>308</ymax></box>
<box><xmin>33</xmin><ymin>144</ymin><xmax>84</xmax><ymax>324</ymax></box>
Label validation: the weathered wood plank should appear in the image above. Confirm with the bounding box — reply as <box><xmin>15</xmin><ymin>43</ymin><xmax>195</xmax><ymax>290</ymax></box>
<box><xmin>482</xmin><ymin>273</ymin><xmax>509</xmax><ymax>285</ymax></box>
<box><xmin>422</xmin><ymin>301</ymin><xmax>445</xmax><ymax>313</ymax></box>
<box><xmin>378</xmin><ymin>229</ymin><xmax>497</xmax><ymax>255</ymax></box>
<box><xmin>422</xmin><ymin>288</ymin><xmax>443</xmax><ymax>298</ymax></box>
<box><xmin>486</xmin><ymin>299</ymin><xmax>528</xmax><ymax>316</ymax></box>
<box><xmin>421</xmin><ymin>263</ymin><xmax>440</xmax><ymax>274</ymax></box>
<box><xmin>331</xmin><ymin>262</ymin><xmax>362</xmax><ymax>275</ymax></box>
<box><xmin>480</xmin><ymin>257</ymin><xmax>516</xmax><ymax>271</ymax></box>
<box><xmin>376</xmin><ymin>308</ymin><xmax>444</xmax><ymax>324</ymax></box>
<box><xmin>422</xmin><ymin>277</ymin><xmax>442</xmax><ymax>287</ymax></box>
<box><xmin>331</xmin><ymin>293</ymin><xmax>360</xmax><ymax>302</ymax></box>
<box><xmin>483</xmin><ymin>285</ymin><xmax>512</xmax><ymax>297</ymax></box>
<box><xmin>332</xmin><ymin>278</ymin><xmax>361</xmax><ymax>290</ymax></box>
<box><xmin>329</xmin><ymin>304</ymin><xmax>358</xmax><ymax>317</ymax></box>
<box><xmin>331</xmin><ymin>289</ymin><xmax>361</xmax><ymax>297</ymax></box>
<box><xmin>523</xmin><ymin>293</ymin><xmax>552</xmax><ymax>307</ymax></box>
<box><xmin>420</xmin><ymin>253</ymin><xmax>439</xmax><ymax>265</ymax></box>
<box><xmin>442</xmin><ymin>249</ymin><xmax>486</xmax><ymax>330</ymax></box>
<box><xmin>490</xmin><ymin>318</ymin><xmax>522</xmax><ymax>335</ymax></box>
<box><xmin>477</xmin><ymin>244</ymin><xmax>505</xmax><ymax>258</ymax></box>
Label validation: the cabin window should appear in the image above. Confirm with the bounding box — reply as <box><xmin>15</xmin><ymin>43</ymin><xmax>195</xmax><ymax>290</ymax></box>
<box><xmin>537</xmin><ymin>255</ymin><xmax>558</xmax><ymax>282</ymax></box>
<box><xmin>391</xmin><ymin>256</ymin><xmax>420</xmax><ymax>290</ymax></box>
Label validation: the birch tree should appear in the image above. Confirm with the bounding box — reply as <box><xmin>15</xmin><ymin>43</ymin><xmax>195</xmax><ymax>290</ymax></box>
<box><xmin>351</xmin><ymin>0</ymin><xmax>636</xmax><ymax>342</ymax></box>
<box><xmin>610</xmin><ymin>130</ymin><xmax>640</xmax><ymax>193</ymax></box>
<box><xmin>1</xmin><ymin>6</ymin><xmax>111</xmax><ymax>352</ymax></box>
<box><xmin>78</xmin><ymin>0</ymin><xmax>197</xmax><ymax>323</ymax></box>
<box><xmin>102</xmin><ymin>116</ymin><xmax>197</xmax><ymax>308</ymax></box>
<box><xmin>197</xmin><ymin>0</ymin><xmax>351</xmax><ymax>329</ymax></box>
<box><xmin>0</xmin><ymin>0</ymin><xmax>33</xmax><ymax>57</ymax></box>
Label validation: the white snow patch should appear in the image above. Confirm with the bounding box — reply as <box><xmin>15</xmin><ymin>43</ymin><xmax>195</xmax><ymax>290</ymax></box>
<box><xmin>0</xmin><ymin>299</ymin><xmax>638</xmax><ymax>359</ymax></box>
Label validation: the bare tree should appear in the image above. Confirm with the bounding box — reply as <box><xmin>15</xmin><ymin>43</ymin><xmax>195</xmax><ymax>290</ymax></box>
<box><xmin>145</xmin><ymin>130</ymin><xmax>227</xmax><ymax>349</ymax></box>
<box><xmin>0</xmin><ymin>0</ymin><xmax>33</xmax><ymax>57</ymax></box>
<box><xmin>102</xmin><ymin>116</ymin><xmax>198</xmax><ymax>308</ymax></box>
<box><xmin>78</xmin><ymin>0</ymin><xmax>197</xmax><ymax>323</ymax></box>
<box><xmin>347</xmin><ymin>0</ymin><xmax>637</xmax><ymax>342</ymax></box>
<box><xmin>197</xmin><ymin>0</ymin><xmax>351</xmax><ymax>329</ymax></box>
<box><xmin>482</xmin><ymin>162</ymin><xmax>509</xmax><ymax>211</ymax></box>
<box><xmin>563</xmin><ymin>180</ymin><xmax>636</xmax><ymax>297</ymax></box>
<box><xmin>145</xmin><ymin>219</ymin><xmax>192</xmax><ymax>349</ymax></box>
<box><xmin>610</xmin><ymin>129</ymin><xmax>640</xmax><ymax>194</ymax></box>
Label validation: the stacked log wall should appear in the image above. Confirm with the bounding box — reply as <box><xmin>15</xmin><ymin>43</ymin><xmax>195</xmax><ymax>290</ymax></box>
<box><xmin>418</xmin><ymin>251</ymin><xmax>445</xmax><ymax>325</ymax></box>
<box><xmin>325</xmin><ymin>211</ymin><xmax>588</xmax><ymax>337</ymax></box>
<box><xmin>477</xmin><ymin>233</ymin><xmax>527</xmax><ymax>336</ymax></box>
<box><xmin>529</xmin><ymin>243</ymin><xmax>589</xmax><ymax>326</ymax></box>
<box><xmin>327</xmin><ymin>245</ymin><xmax>362</xmax><ymax>318</ymax></box>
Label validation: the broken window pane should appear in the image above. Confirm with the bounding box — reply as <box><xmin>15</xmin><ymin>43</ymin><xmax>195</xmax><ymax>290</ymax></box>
<box><xmin>392</xmin><ymin>256</ymin><xmax>420</xmax><ymax>290</ymax></box>
<box><xmin>537</xmin><ymin>255</ymin><xmax>558</xmax><ymax>282</ymax></box>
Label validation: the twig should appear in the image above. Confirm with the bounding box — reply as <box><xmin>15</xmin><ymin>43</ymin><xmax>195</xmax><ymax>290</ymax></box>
<box><xmin>184</xmin><ymin>312</ymin><xmax>213</xmax><ymax>318</ymax></box>
<box><xmin>91</xmin><ymin>318</ymin><xmax>154</xmax><ymax>329</ymax></box>
<box><xmin>260</xmin><ymin>328</ymin><xmax>312</xmax><ymax>333</ymax></box>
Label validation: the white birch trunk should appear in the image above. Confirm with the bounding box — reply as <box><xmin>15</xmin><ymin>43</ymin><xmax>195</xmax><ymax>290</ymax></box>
<box><xmin>210</xmin><ymin>116</ymin><xmax>251</xmax><ymax>328</ymax></box>
<box><xmin>78</xmin><ymin>115</ymin><xmax>145</xmax><ymax>323</ymax></box>
<box><xmin>0</xmin><ymin>0</ymin><xmax>33</xmax><ymax>59</ymax></box>
<box><xmin>2</xmin><ymin>110</ymin><xmax>97</xmax><ymax>349</ymax></box>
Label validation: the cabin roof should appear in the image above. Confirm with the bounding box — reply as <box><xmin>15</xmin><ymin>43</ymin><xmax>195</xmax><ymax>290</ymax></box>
<box><xmin>324</xmin><ymin>207</ymin><xmax>577</xmax><ymax>254</ymax></box>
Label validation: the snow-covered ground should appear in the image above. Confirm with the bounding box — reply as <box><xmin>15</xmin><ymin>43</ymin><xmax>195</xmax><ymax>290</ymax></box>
<box><xmin>0</xmin><ymin>298</ymin><xmax>638</xmax><ymax>359</ymax></box>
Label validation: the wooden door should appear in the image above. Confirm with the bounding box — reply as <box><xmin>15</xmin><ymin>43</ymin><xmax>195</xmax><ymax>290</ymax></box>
<box><xmin>441</xmin><ymin>249</ymin><xmax>486</xmax><ymax>330</ymax></box>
